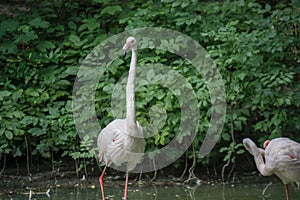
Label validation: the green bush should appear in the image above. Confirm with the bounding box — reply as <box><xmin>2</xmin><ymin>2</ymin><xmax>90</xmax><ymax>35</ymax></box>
<box><xmin>0</xmin><ymin>0</ymin><xmax>299</xmax><ymax>177</ymax></box>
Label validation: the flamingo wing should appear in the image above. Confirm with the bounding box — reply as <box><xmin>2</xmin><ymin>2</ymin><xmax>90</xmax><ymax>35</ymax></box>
<box><xmin>98</xmin><ymin>119</ymin><xmax>145</xmax><ymax>170</ymax></box>
<box><xmin>97</xmin><ymin>119</ymin><xmax>127</xmax><ymax>164</ymax></box>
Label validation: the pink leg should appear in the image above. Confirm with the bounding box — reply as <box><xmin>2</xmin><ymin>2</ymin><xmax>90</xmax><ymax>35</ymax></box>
<box><xmin>285</xmin><ymin>184</ymin><xmax>290</xmax><ymax>200</ymax></box>
<box><xmin>122</xmin><ymin>172</ymin><xmax>129</xmax><ymax>200</ymax></box>
<box><xmin>99</xmin><ymin>165</ymin><xmax>108</xmax><ymax>200</ymax></box>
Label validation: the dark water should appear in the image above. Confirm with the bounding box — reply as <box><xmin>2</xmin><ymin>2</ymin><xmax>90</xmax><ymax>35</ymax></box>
<box><xmin>1</xmin><ymin>182</ymin><xmax>299</xmax><ymax>200</ymax></box>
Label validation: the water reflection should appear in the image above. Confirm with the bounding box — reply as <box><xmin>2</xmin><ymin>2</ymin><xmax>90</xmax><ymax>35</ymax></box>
<box><xmin>2</xmin><ymin>182</ymin><xmax>299</xmax><ymax>200</ymax></box>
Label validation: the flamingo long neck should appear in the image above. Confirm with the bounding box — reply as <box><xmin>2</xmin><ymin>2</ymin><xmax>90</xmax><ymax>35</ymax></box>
<box><xmin>126</xmin><ymin>48</ymin><xmax>137</xmax><ymax>132</ymax></box>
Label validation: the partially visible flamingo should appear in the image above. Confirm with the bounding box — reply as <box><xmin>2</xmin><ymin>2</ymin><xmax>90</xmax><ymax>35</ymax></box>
<box><xmin>243</xmin><ymin>137</ymin><xmax>300</xmax><ymax>200</ymax></box>
<box><xmin>97</xmin><ymin>37</ymin><xmax>145</xmax><ymax>200</ymax></box>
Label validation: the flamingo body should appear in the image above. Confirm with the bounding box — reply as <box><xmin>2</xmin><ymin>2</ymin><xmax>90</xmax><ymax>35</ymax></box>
<box><xmin>264</xmin><ymin>138</ymin><xmax>300</xmax><ymax>186</ymax></box>
<box><xmin>243</xmin><ymin>137</ymin><xmax>300</xmax><ymax>200</ymax></box>
<box><xmin>97</xmin><ymin>119</ymin><xmax>145</xmax><ymax>170</ymax></box>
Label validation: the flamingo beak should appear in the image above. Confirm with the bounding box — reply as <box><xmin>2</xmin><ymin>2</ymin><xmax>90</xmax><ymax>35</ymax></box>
<box><xmin>122</xmin><ymin>42</ymin><xmax>130</xmax><ymax>58</ymax></box>
<box><xmin>123</xmin><ymin>49</ymin><xmax>127</xmax><ymax>57</ymax></box>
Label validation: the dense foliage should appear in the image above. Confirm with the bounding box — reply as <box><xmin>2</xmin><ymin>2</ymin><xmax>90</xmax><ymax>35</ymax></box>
<box><xmin>0</xmin><ymin>0</ymin><xmax>299</xmax><ymax>178</ymax></box>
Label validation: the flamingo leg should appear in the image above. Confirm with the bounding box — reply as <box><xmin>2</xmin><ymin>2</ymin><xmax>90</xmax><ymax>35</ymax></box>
<box><xmin>122</xmin><ymin>171</ymin><xmax>129</xmax><ymax>200</ymax></box>
<box><xmin>285</xmin><ymin>184</ymin><xmax>290</xmax><ymax>200</ymax></box>
<box><xmin>99</xmin><ymin>165</ymin><xmax>108</xmax><ymax>200</ymax></box>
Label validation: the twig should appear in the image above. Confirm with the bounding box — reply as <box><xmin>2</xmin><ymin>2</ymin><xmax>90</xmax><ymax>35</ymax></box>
<box><xmin>262</xmin><ymin>181</ymin><xmax>272</xmax><ymax>197</ymax></box>
<box><xmin>183</xmin><ymin>144</ymin><xmax>198</xmax><ymax>184</ymax></box>
<box><xmin>221</xmin><ymin>104</ymin><xmax>236</xmax><ymax>183</ymax></box>
<box><xmin>51</xmin><ymin>150</ymin><xmax>56</xmax><ymax>173</ymax></box>
<box><xmin>151</xmin><ymin>184</ymin><xmax>158</xmax><ymax>200</ymax></box>
<box><xmin>74</xmin><ymin>159</ymin><xmax>79</xmax><ymax>177</ymax></box>
<box><xmin>213</xmin><ymin>160</ymin><xmax>217</xmax><ymax>176</ymax></box>
<box><xmin>185</xmin><ymin>184</ymin><xmax>198</xmax><ymax>199</ymax></box>
<box><xmin>221</xmin><ymin>159</ymin><xmax>230</xmax><ymax>183</ymax></box>
<box><xmin>0</xmin><ymin>153</ymin><xmax>6</xmax><ymax>175</ymax></box>
<box><xmin>149</xmin><ymin>158</ymin><xmax>157</xmax><ymax>182</ymax></box>
<box><xmin>25</xmin><ymin>189</ymin><xmax>51</xmax><ymax>199</ymax></box>
<box><xmin>179</xmin><ymin>150</ymin><xmax>188</xmax><ymax>180</ymax></box>
<box><xmin>25</xmin><ymin>135</ymin><xmax>31</xmax><ymax>175</ymax></box>
<box><xmin>28</xmin><ymin>190</ymin><xmax>32</xmax><ymax>200</ymax></box>
<box><xmin>227</xmin><ymin>164</ymin><xmax>235</xmax><ymax>183</ymax></box>
<box><xmin>84</xmin><ymin>158</ymin><xmax>88</xmax><ymax>178</ymax></box>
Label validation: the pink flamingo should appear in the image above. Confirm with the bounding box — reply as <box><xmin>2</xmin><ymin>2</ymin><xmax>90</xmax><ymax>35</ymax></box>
<box><xmin>243</xmin><ymin>137</ymin><xmax>300</xmax><ymax>200</ymax></box>
<box><xmin>97</xmin><ymin>37</ymin><xmax>145</xmax><ymax>200</ymax></box>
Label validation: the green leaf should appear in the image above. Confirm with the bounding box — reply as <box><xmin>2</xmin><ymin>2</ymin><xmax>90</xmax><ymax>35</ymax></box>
<box><xmin>0</xmin><ymin>91</ymin><xmax>11</xmax><ymax>100</ymax></box>
<box><xmin>65</xmin><ymin>66</ymin><xmax>79</xmax><ymax>75</ymax></box>
<box><xmin>17</xmin><ymin>31</ymin><xmax>38</xmax><ymax>43</ymax></box>
<box><xmin>12</xmin><ymin>111</ymin><xmax>24</xmax><ymax>118</ymax></box>
<box><xmin>25</xmin><ymin>89</ymin><xmax>39</xmax><ymax>97</ymax></box>
<box><xmin>222</xmin><ymin>132</ymin><xmax>230</xmax><ymax>141</ymax></box>
<box><xmin>13</xmin><ymin>89</ymin><xmax>23</xmax><ymax>101</ymax></box>
<box><xmin>0</xmin><ymin>19</ymin><xmax>19</xmax><ymax>37</ymax></box>
<box><xmin>36</xmin><ymin>41</ymin><xmax>55</xmax><ymax>52</ymax></box>
<box><xmin>219</xmin><ymin>146</ymin><xmax>228</xmax><ymax>153</ymax></box>
<box><xmin>68</xmin><ymin>21</ymin><xmax>77</xmax><ymax>30</ymax></box>
<box><xmin>28</xmin><ymin>127</ymin><xmax>44</xmax><ymax>136</ymax></box>
<box><xmin>93</xmin><ymin>0</ymin><xmax>110</xmax><ymax>4</ymax></box>
<box><xmin>146</xmin><ymin>69</ymin><xmax>155</xmax><ymax>81</ymax></box>
<box><xmin>69</xmin><ymin>35</ymin><xmax>83</xmax><ymax>47</ymax></box>
<box><xmin>29</xmin><ymin>17</ymin><xmax>50</xmax><ymax>28</ymax></box>
<box><xmin>5</xmin><ymin>130</ymin><xmax>13</xmax><ymax>140</ymax></box>
<box><xmin>0</xmin><ymin>41</ymin><xmax>17</xmax><ymax>53</ymax></box>
<box><xmin>0</xmin><ymin>128</ymin><xmax>4</xmax><ymax>136</ymax></box>
<box><xmin>80</xmin><ymin>18</ymin><xmax>99</xmax><ymax>32</ymax></box>
<box><xmin>13</xmin><ymin>147</ymin><xmax>22</xmax><ymax>157</ymax></box>
<box><xmin>103</xmin><ymin>83</ymin><xmax>114</xmax><ymax>93</ymax></box>
<box><xmin>265</xmin><ymin>4</ymin><xmax>271</xmax><ymax>12</ymax></box>
<box><xmin>100</xmin><ymin>5</ymin><xmax>122</xmax><ymax>16</ymax></box>
<box><xmin>154</xmin><ymin>134</ymin><xmax>160</xmax><ymax>145</ymax></box>
<box><xmin>160</xmin><ymin>136</ymin><xmax>165</xmax><ymax>145</ymax></box>
<box><xmin>236</xmin><ymin>149</ymin><xmax>245</xmax><ymax>154</ymax></box>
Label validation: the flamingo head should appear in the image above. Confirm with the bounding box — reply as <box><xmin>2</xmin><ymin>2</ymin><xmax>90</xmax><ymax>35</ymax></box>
<box><xmin>122</xmin><ymin>36</ymin><xmax>137</xmax><ymax>57</ymax></box>
<box><xmin>263</xmin><ymin>140</ymin><xmax>271</xmax><ymax>149</ymax></box>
